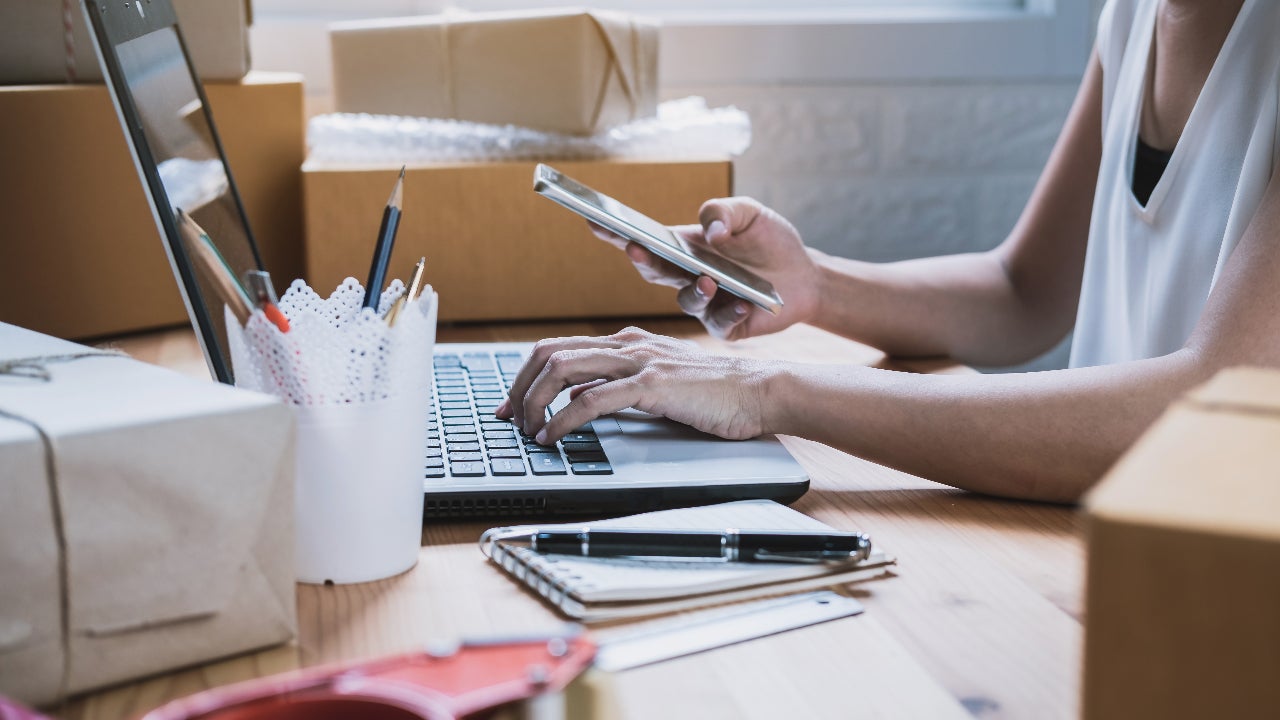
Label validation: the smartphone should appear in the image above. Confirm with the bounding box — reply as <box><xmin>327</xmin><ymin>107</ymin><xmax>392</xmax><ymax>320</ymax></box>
<box><xmin>533</xmin><ymin>164</ymin><xmax>784</xmax><ymax>315</ymax></box>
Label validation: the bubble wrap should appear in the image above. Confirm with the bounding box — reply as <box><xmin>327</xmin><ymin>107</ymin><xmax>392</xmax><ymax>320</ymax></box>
<box><xmin>227</xmin><ymin>278</ymin><xmax>437</xmax><ymax>406</ymax></box>
<box><xmin>306</xmin><ymin>96</ymin><xmax>751</xmax><ymax>165</ymax></box>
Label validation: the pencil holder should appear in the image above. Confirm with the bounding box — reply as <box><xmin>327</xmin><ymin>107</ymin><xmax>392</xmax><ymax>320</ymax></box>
<box><xmin>228</xmin><ymin>278</ymin><xmax>437</xmax><ymax>584</ymax></box>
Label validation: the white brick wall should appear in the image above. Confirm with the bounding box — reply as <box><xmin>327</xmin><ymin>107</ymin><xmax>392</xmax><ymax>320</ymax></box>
<box><xmin>667</xmin><ymin>80</ymin><xmax>1080</xmax><ymax>370</ymax></box>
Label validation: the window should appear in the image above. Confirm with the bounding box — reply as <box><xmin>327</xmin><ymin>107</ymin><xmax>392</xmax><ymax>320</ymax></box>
<box><xmin>250</xmin><ymin>1</ymin><xmax>1091</xmax><ymax>98</ymax></box>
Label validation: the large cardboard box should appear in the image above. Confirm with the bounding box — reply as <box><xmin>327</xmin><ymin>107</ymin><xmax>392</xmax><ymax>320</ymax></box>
<box><xmin>0</xmin><ymin>323</ymin><xmax>296</xmax><ymax>707</ymax></box>
<box><xmin>0</xmin><ymin>0</ymin><xmax>252</xmax><ymax>84</ymax></box>
<box><xmin>0</xmin><ymin>72</ymin><xmax>305</xmax><ymax>340</ymax></box>
<box><xmin>302</xmin><ymin>159</ymin><xmax>731</xmax><ymax>322</ymax></box>
<box><xmin>330</xmin><ymin>9</ymin><xmax>658</xmax><ymax>136</ymax></box>
<box><xmin>1083</xmin><ymin>368</ymin><xmax>1280</xmax><ymax>720</ymax></box>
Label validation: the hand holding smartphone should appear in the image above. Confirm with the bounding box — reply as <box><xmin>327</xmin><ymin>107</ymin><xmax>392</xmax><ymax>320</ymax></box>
<box><xmin>532</xmin><ymin>164</ymin><xmax>784</xmax><ymax>315</ymax></box>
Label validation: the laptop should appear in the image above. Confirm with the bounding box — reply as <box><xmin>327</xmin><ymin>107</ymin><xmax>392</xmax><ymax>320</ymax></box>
<box><xmin>83</xmin><ymin>0</ymin><xmax>809</xmax><ymax>518</ymax></box>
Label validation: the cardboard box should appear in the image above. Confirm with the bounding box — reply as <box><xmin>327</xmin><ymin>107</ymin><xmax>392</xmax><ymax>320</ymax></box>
<box><xmin>330</xmin><ymin>9</ymin><xmax>658</xmax><ymax>136</ymax></box>
<box><xmin>0</xmin><ymin>0</ymin><xmax>252</xmax><ymax>84</ymax></box>
<box><xmin>0</xmin><ymin>72</ymin><xmax>305</xmax><ymax>340</ymax></box>
<box><xmin>0</xmin><ymin>323</ymin><xmax>296</xmax><ymax>707</ymax></box>
<box><xmin>1083</xmin><ymin>368</ymin><xmax>1280</xmax><ymax>720</ymax></box>
<box><xmin>302</xmin><ymin>159</ymin><xmax>731</xmax><ymax>322</ymax></box>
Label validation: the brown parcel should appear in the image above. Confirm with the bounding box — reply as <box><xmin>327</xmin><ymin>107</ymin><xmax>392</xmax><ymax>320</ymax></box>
<box><xmin>0</xmin><ymin>0</ymin><xmax>252</xmax><ymax>84</ymax></box>
<box><xmin>330</xmin><ymin>8</ymin><xmax>658</xmax><ymax>136</ymax></box>
<box><xmin>1083</xmin><ymin>368</ymin><xmax>1280</xmax><ymax>720</ymax></box>
<box><xmin>0</xmin><ymin>323</ymin><xmax>296</xmax><ymax>708</ymax></box>
<box><xmin>0</xmin><ymin>72</ymin><xmax>305</xmax><ymax>341</ymax></box>
<box><xmin>302</xmin><ymin>159</ymin><xmax>731</xmax><ymax>322</ymax></box>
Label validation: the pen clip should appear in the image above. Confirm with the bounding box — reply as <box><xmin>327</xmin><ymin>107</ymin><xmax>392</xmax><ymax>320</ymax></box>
<box><xmin>750</xmin><ymin>549</ymin><xmax>857</xmax><ymax>564</ymax></box>
<box><xmin>752</xmin><ymin>535</ymin><xmax>873</xmax><ymax>564</ymax></box>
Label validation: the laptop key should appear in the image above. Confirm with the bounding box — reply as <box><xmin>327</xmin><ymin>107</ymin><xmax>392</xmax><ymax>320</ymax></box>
<box><xmin>443</xmin><ymin>417</ymin><xmax>477</xmax><ymax>427</ymax></box>
<box><xmin>450</xmin><ymin>461</ymin><xmax>486</xmax><ymax>476</ymax></box>
<box><xmin>449</xmin><ymin>451</ymin><xmax>484</xmax><ymax>462</ymax></box>
<box><xmin>564</xmin><ymin>450</ymin><xmax>607</xmax><ymax>463</ymax></box>
<box><xmin>490</xmin><ymin>458</ymin><xmax>528</xmax><ymax>476</ymax></box>
<box><xmin>425</xmin><ymin>467</ymin><xmax>447</xmax><ymax>479</ymax></box>
<box><xmin>440</xmin><ymin>408</ymin><xmax>474</xmax><ymax>418</ymax></box>
<box><xmin>488</xmin><ymin>448</ymin><xmax>523</xmax><ymax>459</ymax></box>
<box><xmin>529</xmin><ymin>454</ymin><xmax>568</xmax><ymax>475</ymax></box>
<box><xmin>561</xmin><ymin>433</ymin><xmax>598</xmax><ymax>444</ymax></box>
<box><xmin>485</xmin><ymin>439</ymin><xmax>519</xmax><ymax>449</ymax></box>
<box><xmin>448</xmin><ymin>443</ymin><xmax>481</xmax><ymax>453</ymax></box>
<box><xmin>561</xmin><ymin>441</ymin><xmax>603</xmax><ymax>454</ymax></box>
<box><xmin>571</xmin><ymin>461</ymin><xmax>613</xmax><ymax>475</ymax></box>
<box><xmin>426</xmin><ymin>458</ymin><xmax>444</xmax><ymax>468</ymax></box>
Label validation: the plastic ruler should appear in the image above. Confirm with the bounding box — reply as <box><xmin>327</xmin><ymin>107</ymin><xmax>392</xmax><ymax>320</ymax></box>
<box><xmin>592</xmin><ymin>591</ymin><xmax>864</xmax><ymax>673</ymax></box>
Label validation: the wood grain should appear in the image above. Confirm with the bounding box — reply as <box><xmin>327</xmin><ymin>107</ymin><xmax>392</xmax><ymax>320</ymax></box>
<box><xmin>64</xmin><ymin>321</ymin><xmax>1084</xmax><ymax>720</ymax></box>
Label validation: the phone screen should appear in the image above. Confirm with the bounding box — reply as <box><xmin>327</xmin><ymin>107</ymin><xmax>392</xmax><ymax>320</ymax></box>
<box><xmin>534</xmin><ymin>165</ymin><xmax>782</xmax><ymax>313</ymax></box>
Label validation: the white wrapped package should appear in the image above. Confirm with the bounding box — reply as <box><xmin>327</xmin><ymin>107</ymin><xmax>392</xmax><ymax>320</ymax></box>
<box><xmin>0</xmin><ymin>323</ymin><xmax>296</xmax><ymax>707</ymax></box>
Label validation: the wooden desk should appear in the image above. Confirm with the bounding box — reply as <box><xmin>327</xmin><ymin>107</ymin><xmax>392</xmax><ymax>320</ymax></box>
<box><xmin>69</xmin><ymin>318</ymin><xmax>1084</xmax><ymax>719</ymax></box>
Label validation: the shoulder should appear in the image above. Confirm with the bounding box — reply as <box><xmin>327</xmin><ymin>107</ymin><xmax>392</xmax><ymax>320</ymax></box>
<box><xmin>1096</xmin><ymin>0</ymin><xmax>1147</xmax><ymax>73</ymax></box>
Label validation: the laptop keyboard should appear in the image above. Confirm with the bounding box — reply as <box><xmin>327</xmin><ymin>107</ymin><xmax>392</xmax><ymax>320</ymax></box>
<box><xmin>427</xmin><ymin>351</ymin><xmax>614</xmax><ymax>482</ymax></box>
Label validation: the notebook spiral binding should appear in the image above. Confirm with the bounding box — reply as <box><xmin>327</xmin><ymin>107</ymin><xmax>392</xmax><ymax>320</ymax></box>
<box><xmin>497</xmin><ymin>545</ymin><xmax>576</xmax><ymax>609</ymax></box>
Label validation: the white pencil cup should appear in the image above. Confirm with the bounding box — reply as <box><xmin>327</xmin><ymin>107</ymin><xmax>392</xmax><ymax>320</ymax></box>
<box><xmin>292</xmin><ymin>397</ymin><xmax>428</xmax><ymax>584</ymax></box>
<box><xmin>227</xmin><ymin>277</ymin><xmax>438</xmax><ymax>585</ymax></box>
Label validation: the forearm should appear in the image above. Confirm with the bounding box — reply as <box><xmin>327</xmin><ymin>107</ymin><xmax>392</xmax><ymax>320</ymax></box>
<box><xmin>763</xmin><ymin>348</ymin><xmax>1211</xmax><ymax>502</ymax></box>
<box><xmin>807</xmin><ymin>249</ymin><xmax>1065</xmax><ymax>366</ymax></box>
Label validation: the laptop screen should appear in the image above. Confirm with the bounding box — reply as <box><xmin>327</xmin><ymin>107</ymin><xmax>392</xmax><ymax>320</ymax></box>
<box><xmin>93</xmin><ymin>4</ymin><xmax>261</xmax><ymax>383</ymax></box>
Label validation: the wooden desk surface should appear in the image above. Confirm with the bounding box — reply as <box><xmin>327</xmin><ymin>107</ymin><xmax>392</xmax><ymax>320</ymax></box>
<box><xmin>69</xmin><ymin>318</ymin><xmax>1084</xmax><ymax>720</ymax></box>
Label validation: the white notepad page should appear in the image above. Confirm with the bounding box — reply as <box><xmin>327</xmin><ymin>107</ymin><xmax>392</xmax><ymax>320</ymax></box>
<box><xmin>481</xmin><ymin>500</ymin><xmax>892</xmax><ymax>620</ymax></box>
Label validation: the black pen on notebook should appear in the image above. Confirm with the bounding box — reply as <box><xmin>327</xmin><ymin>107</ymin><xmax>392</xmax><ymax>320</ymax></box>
<box><xmin>362</xmin><ymin>165</ymin><xmax>405</xmax><ymax>310</ymax></box>
<box><xmin>497</xmin><ymin>528</ymin><xmax>873</xmax><ymax>564</ymax></box>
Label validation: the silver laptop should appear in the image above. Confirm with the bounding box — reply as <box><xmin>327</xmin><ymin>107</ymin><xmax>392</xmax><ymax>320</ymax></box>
<box><xmin>83</xmin><ymin>0</ymin><xmax>809</xmax><ymax>518</ymax></box>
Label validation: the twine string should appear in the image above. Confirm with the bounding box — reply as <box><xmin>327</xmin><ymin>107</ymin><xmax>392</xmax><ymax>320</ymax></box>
<box><xmin>0</xmin><ymin>349</ymin><xmax>127</xmax><ymax>702</ymax></box>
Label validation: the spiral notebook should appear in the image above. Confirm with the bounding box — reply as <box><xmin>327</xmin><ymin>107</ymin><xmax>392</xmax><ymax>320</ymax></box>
<box><xmin>480</xmin><ymin>499</ymin><xmax>894</xmax><ymax>621</ymax></box>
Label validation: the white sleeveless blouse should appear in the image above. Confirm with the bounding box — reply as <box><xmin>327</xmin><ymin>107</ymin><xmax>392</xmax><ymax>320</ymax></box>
<box><xmin>1069</xmin><ymin>0</ymin><xmax>1280</xmax><ymax>368</ymax></box>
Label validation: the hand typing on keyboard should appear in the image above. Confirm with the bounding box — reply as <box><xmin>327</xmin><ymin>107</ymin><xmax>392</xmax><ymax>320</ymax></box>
<box><xmin>428</xmin><ymin>350</ymin><xmax>616</xmax><ymax>480</ymax></box>
<box><xmin>494</xmin><ymin>327</ymin><xmax>777</xmax><ymax>445</ymax></box>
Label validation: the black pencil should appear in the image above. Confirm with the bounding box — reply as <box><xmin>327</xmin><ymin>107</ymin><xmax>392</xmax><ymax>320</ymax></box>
<box><xmin>363</xmin><ymin>166</ymin><xmax>405</xmax><ymax>309</ymax></box>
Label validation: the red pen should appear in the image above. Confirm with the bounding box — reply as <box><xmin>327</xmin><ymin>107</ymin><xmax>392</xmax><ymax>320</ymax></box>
<box><xmin>244</xmin><ymin>270</ymin><xmax>290</xmax><ymax>333</ymax></box>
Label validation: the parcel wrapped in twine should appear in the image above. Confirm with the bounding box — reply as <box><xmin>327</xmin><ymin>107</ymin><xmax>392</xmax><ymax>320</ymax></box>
<box><xmin>0</xmin><ymin>325</ymin><xmax>296</xmax><ymax>707</ymax></box>
<box><xmin>330</xmin><ymin>8</ymin><xmax>659</xmax><ymax>136</ymax></box>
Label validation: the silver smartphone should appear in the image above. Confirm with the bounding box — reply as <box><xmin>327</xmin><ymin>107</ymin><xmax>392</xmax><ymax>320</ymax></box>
<box><xmin>533</xmin><ymin>164</ymin><xmax>784</xmax><ymax>315</ymax></box>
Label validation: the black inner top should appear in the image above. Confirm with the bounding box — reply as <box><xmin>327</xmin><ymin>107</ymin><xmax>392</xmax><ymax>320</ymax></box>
<box><xmin>1133</xmin><ymin>136</ymin><xmax>1175</xmax><ymax>206</ymax></box>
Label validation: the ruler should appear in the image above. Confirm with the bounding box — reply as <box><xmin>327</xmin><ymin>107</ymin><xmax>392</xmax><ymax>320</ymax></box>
<box><xmin>592</xmin><ymin>591</ymin><xmax>864</xmax><ymax>673</ymax></box>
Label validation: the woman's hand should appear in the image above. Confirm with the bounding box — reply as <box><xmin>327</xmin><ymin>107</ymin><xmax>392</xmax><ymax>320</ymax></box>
<box><xmin>592</xmin><ymin>197</ymin><xmax>822</xmax><ymax>340</ymax></box>
<box><xmin>494</xmin><ymin>327</ymin><xmax>779</xmax><ymax>444</ymax></box>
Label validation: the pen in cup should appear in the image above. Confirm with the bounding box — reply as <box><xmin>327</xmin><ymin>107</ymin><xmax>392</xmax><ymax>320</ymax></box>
<box><xmin>406</xmin><ymin>256</ymin><xmax>426</xmax><ymax>303</ymax></box>
<box><xmin>244</xmin><ymin>270</ymin><xmax>290</xmax><ymax>334</ymax></box>
<box><xmin>385</xmin><ymin>257</ymin><xmax>427</xmax><ymax>327</ymax></box>
<box><xmin>363</xmin><ymin>166</ymin><xmax>405</xmax><ymax>310</ymax></box>
<box><xmin>174</xmin><ymin>208</ymin><xmax>253</xmax><ymax>326</ymax></box>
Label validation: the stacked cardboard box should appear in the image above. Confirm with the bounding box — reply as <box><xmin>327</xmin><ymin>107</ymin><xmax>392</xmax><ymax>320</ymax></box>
<box><xmin>330</xmin><ymin>9</ymin><xmax>658</xmax><ymax>135</ymax></box>
<box><xmin>0</xmin><ymin>0</ymin><xmax>252</xmax><ymax>84</ymax></box>
<box><xmin>0</xmin><ymin>72</ymin><xmax>305</xmax><ymax>340</ymax></box>
<box><xmin>302</xmin><ymin>159</ymin><xmax>731</xmax><ymax>322</ymax></box>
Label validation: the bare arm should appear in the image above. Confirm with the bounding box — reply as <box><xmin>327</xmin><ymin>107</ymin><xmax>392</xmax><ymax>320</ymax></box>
<box><xmin>617</xmin><ymin>55</ymin><xmax>1104</xmax><ymax>367</ymax></box>
<box><xmin>804</xmin><ymin>55</ymin><xmax>1104</xmax><ymax>365</ymax></box>
<box><xmin>501</xmin><ymin>166</ymin><xmax>1280</xmax><ymax>502</ymax></box>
